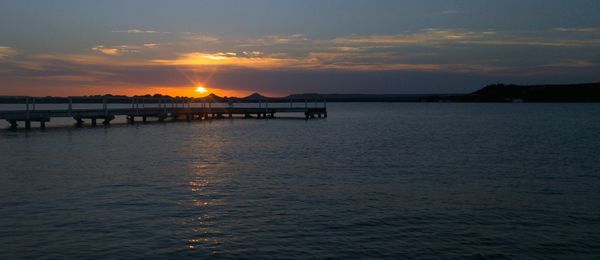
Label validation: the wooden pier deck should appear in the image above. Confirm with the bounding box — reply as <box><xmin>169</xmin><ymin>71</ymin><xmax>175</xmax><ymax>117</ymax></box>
<box><xmin>0</xmin><ymin>97</ymin><xmax>327</xmax><ymax>130</ymax></box>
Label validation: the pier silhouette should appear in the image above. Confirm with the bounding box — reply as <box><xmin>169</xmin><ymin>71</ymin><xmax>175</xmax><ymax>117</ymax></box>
<box><xmin>0</xmin><ymin>96</ymin><xmax>327</xmax><ymax>130</ymax></box>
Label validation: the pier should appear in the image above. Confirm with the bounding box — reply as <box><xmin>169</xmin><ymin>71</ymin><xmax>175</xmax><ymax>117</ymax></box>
<box><xmin>0</xmin><ymin>96</ymin><xmax>327</xmax><ymax>130</ymax></box>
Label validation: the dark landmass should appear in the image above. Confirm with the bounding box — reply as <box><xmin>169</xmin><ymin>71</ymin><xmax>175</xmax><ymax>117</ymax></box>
<box><xmin>287</xmin><ymin>82</ymin><xmax>600</xmax><ymax>102</ymax></box>
<box><xmin>1</xmin><ymin>82</ymin><xmax>600</xmax><ymax>103</ymax></box>
<box><xmin>463</xmin><ymin>82</ymin><xmax>600</xmax><ymax>102</ymax></box>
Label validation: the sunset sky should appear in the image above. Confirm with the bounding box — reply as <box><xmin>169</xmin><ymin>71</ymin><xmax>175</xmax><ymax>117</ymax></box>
<box><xmin>1</xmin><ymin>0</ymin><xmax>599</xmax><ymax>97</ymax></box>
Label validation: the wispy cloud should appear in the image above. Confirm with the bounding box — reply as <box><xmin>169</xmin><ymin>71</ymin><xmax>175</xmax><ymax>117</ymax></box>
<box><xmin>183</xmin><ymin>33</ymin><xmax>220</xmax><ymax>43</ymax></box>
<box><xmin>543</xmin><ymin>59</ymin><xmax>596</xmax><ymax>68</ymax></box>
<box><xmin>151</xmin><ymin>51</ymin><xmax>295</xmax><ymax>69</ymax></box>
<box><xmin>147</xmin><ymin>49</ymin><xmax>507</xmax><ymax>74</ymax></box>
<box><xmin>331</xmin><ymin>47</ymin><xmax>361</xmax><ymax>52</ymax></box>
<box><xmin>31</xmin><ymin>75</ymin><xmax>105</xmax><ymax>82</ymax></box>
<box><xmin>332</xmin><ymin>29</ymin><xmax>600</xmax><ymax>47</ymax></box>
<box><xmin>332</xmin><ymin>29</ymin><xmax>490</xmax><ymax>46</ymax></box>
<box><xmin>0</xmin><ymin>45</ymin><xmax>17</xmax><ymax>59</ymax></box>
<box><xmin>16</xmin><ymin>53</ymin><xmax>148</xmax><ymax>70</ymax></box>
<box><xmin>553</xmin><ymin>27</ymin><xmax>600</xmax><ymax>33</ymax></box>
<box><xmin>92</xmin><ymin>45</ymin><xmax>121</xmax><ymax>56</ymax></box>
<box><xmin>464</xmin><ymin>38</ymin><xmax>600</xmax><ymax>47</ymax></box>
<box><xmin>241</xmin><ymin>34</ymin><xmax>309</xmax><ymax>47</ymax></box>
<box><xmin>112</xmin><ymin>29</ymin><xmax>168</xmax><ymax>34</ymax></box>
<box><xmin>92</xmin><ymin>43</ymin><xmax>161</xmax><ymax>55</ymax></box>
<box><xmin>143</xmin><ymin>43</ymin><xmax>160</xmax><ymax>48</ymax></box>
<box><xmin>3</xmin><ymin>28</ymin><xmax>600</xmax><ymax>96</ymax></box>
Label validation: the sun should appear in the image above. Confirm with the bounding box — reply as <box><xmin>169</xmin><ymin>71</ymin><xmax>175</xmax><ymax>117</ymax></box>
<box><xmin>195</xmin><ymin>86</ymin><xmax>208</xmax><ymax>94</ymax></box>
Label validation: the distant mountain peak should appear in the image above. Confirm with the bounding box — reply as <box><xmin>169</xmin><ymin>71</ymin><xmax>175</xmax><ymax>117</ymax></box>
<box><xmin>203</xmin><ymin>93</ymin><xmax>221</xmax><ymax>98</ymax></box>
<box><xmin>243</xmin><ymin>92</ymin><xmax>267</xmax><ymax>100</ymax></box>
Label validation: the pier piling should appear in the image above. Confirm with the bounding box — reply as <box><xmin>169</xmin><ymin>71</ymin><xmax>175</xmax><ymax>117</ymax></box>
<box><xmin>74</xmin><ymin>117</ymin><xmax>84</xmax><ymax>127</ymax></box>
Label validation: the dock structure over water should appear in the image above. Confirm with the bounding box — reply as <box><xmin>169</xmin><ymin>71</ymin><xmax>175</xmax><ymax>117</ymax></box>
<box><xmin>0</xmin><ymin>96</ymin><xmax>327</xmax><ymax>130</ymax></box>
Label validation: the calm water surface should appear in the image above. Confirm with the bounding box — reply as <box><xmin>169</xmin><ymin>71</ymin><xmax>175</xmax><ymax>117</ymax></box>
<box><xmin>1</xmin><ymin>103</ymin><xmax>599</xmax><ymax>259</ymax></box>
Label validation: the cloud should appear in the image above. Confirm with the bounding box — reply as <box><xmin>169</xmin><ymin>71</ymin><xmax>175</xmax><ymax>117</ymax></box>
<box><xmin>332</xmin><ymin>29</ymin><xmax>487</xmax><ymax>46</ymax></box>
<box><xmin>9</xmin><ymin>28</ymin><xmax>600</xmax><ymax>76</ymax></box>
<box><xmin>14</xmin><ymin>53</ymin><xmax>148</xmax><ymax>70</ymax></box>
<box><xmin>151</xmin><ymin>51</ymin><xmax>296</xmax><ymax>69</ymax></box>
<box><xmin>469</xmin><ymin>39</ymin><xmax>600</xmax><ymax>47</ymax></box>
<box><xmin>92</xmin><ymin>43</ymin><xmax>162</xmax><ymax>55</ymax></box>
<box><xmin>112</xmin><ymin>29</ymin><xmax>168</xmax><ymax>34</ymax></box>
<box><xmin>543</xmin><ymin>59</ymin><xmax>596</xmax><ymax>68</ymax></box>
<box><xmin>2</xmin><ymin>46</ymin><xmax>595</xmax><ymax>97</ymax></box>
<box><xmin>143</xmin><ymin>43</ymin><xmax>160</xmax><ymax>48</ymax></box>
<box><xmin>184</xmin><ymin>34</ymin><xmax>220</xmax><ymax>43</ymax></box>
<box><xmin>0</xmin><ymin>46</ymin><xmax>17</xmax><ymax>59</ymax></box>
<box><xmin>92</xmin><ymin>45</ymin><xmax>120</xmax><ymax>55</ymax></box>
<box><xmin>241</xmin><ymin>34</ymin><xmax>309</xmax><ymax>46</ymax></box>
<box><xmin>332</xmin><ymin>47</ymin><xmax>361</xmax><ymax>52</ymax></box>
<box><xmin>332</xmin><ymin>29</ymin><xmax>600</xmax><ymax>47</ymax></box>
<box><xmin>553</xmin><ymin>27</ymin><xmax>600</xmax><ymax>33</ymax></box>
<box><xmin>30</xmin><ymin>75</ymin><xmax>104</xmax><ymax>82</ymax></box>
<box><xmin>146</xmin><ymin>49</ymin><xmax>507</xmax><ymax>74</ymax></box>
<box><xmin>3</xmin><ymin>28</ymin><xmax>600</xmax><ymax>97</ymax></box>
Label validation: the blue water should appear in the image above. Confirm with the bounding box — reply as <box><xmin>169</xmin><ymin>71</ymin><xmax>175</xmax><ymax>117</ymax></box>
<box><xmin>1</xmin><ymin>103</ymin><xmax>599</xmax><ymax>259</ymax></box>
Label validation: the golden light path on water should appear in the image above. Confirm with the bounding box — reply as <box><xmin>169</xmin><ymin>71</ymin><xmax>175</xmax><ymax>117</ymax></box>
<box><xmin>186</xmin><ymin>163</ymin><xmax>224</xmax><ymax>252</ymax></box>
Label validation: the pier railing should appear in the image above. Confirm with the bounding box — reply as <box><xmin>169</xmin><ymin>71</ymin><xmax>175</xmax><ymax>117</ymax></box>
<box><xmin>0</xmin><ymin>96</ymin><xmax>327</xmax><ymax>129</ymax></box>
<box><xmin>0</xmin><ymin>96</ymin><xmax>326</xmax><ymax>110</ymax></box>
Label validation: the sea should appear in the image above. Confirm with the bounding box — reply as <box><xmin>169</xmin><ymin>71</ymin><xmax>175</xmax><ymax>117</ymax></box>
<box><xmin>0</xmin><ymin>103</ymin><xmax>599</xmax><ymax>259</ymax></box>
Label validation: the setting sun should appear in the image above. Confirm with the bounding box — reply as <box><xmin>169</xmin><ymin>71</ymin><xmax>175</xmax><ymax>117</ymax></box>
<box><xmin>195</xmin><ymin>86</ymin><xmax>208</xmax><ymax>94</ymax></box>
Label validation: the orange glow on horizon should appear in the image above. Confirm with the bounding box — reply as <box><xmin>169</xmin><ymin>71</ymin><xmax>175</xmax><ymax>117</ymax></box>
<box><xmin>144</xmin><ymin>86</ymin><xmax>252</xmax><ymax>98</ymax></box>
<box><xmin>6</xmin><ymin>84</ymin><xmax>280</xmax><ymax>99</ymax></box>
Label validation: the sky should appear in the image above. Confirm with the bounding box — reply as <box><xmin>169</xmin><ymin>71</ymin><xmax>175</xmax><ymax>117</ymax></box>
<box><xmin>0</xmin><ymin>0</ymin><xmax>599</xmax><ymax>97</ymax></box>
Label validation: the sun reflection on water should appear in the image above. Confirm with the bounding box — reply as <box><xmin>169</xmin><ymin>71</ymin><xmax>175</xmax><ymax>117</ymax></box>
<box><xmin>193</xmin><ymin>164</ymin><xmax>209</xmax><ymax>170</ymax></box>
<box><xmin>185</xmin><ymin>164</ymin><xmax>224</xmax><ymax>252</ymax></box>
<box><xmin>189</xmin><ymin>179</ymin><xmax>209</xmax><ymax>192</ymax></box>
<box><xmin>186</xmin><ymin>238</ymin><xmax>221</xmax><ymax>249</ymax></box>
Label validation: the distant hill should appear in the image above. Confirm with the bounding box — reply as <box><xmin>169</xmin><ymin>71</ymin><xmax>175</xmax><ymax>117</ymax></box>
<box><xmin>243</xmin><ymin>92</ymin><xmax>268</xmax><ymax>101</ymax></box>
<box><xmin>466</xmin><ymin>82</ymin><xmax>600</xmax><ymax>102</ymax></box>
<box><xmin>2</xmin><ymin>82</ymin><xmax>600</xmax><ymax>103</ymax></box>
<box><xmin>200</xmin><ymin>93</ymin><xmax>223</xmax><ymax>101</ymax></box>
